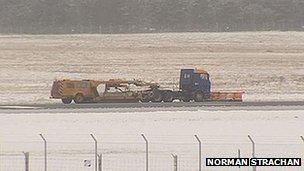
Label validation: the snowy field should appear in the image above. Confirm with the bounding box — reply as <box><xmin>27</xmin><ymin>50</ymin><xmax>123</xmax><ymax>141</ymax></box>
<box><xmin>0</xmin><ymin>109</ymin><xmax>303</xmax><ymax>170</ymax></box>
<box><xmin>0</xmin><ymin>32</ymin><xmax>304</xmax><ymax>104</ymax></box>
<box><xmin>0</xmin><ymin>32</ymin><xmax>303</xmax><ymax>170</ymax></box>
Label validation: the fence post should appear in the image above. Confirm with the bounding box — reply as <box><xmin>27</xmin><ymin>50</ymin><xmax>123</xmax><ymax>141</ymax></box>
<box><xmin>248</xmin><ymin>135</ymin><xmax>256</xmax><ymax>171</ymax></box>
<box><xmin>39</xmin><ymin>134</ymin><xmax>47</xmax><ymax>171</ymax></box>
<box><xmin>301</xmin><ymin>136</ymin><xmax>304</xmax><ymax>164</ymax></box>
<box><xmin>171</xmin><ymin>154</ymin><xmax>177</xmax><ymax>171</ymax></box>
<box><xmin>98</xmin><ymin>154</ymin><xmax>102</xmax><ymax>171</ymax></box>
<box><xmin>23</xmin><ymin>152</ymin><xmax>30</xmax><ymax>171</ymax></box>
<box><xmin>194</xmin><ymin>135</ymin><xmax>201</xmax><ymax>171</ymax></box>
<box><xmin>90</xmin><ymin>134</ymin><xmax>98</xmax><ymax>171</ymax></box>
<box><xmin>141</xmin><ymin>133</ymin><xmax>148</xmax><ymax>171</ymax></box>
<box><xmin>237</xmin><ymin>149</ymin><xmax>241</xmax><ymax>169</ymax></box>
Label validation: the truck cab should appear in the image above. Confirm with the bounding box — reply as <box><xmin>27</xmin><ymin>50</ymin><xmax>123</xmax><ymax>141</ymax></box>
<box><xmin>179</xmin><ymin>68</ymin><xmax>211</xmax><ymax>101</ymax></box>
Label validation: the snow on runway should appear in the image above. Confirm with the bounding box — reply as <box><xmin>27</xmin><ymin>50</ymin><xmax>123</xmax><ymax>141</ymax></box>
<box><xmin>0</xmin><ymin>109</ymin><xmax>303</xmax><ymax>170</ymax></box>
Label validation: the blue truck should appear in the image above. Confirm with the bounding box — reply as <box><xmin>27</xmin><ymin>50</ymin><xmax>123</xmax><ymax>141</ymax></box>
<box><xmin>141</xmin><ymin>68</ymin><xmax>242</xmax><ymax>102</ymax></box>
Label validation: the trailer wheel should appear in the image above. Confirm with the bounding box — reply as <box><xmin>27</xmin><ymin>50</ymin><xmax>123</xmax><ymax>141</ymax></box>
<box><xmin>151</xmin><ymin>90</ymin><xmax>162</xmax><ymax>102</ymax></box>
<box><xmin>74</xmin><ymin>93</ymin><xmax>84</xmax><ymax>104</ymax></box>
<box><xmin>141</xmin><ymin>94</ymin><xmax>150</xmax><ymax>103</ymax></box>
<box><xmin>194</xmin><ymin>92</ymin><xmax>205</xmax><ymax>102</ymax></box>
<box><xmin>163</xmin><ymin>91</ymin><xmax>173</xmax><ymax>102</ymax></box>
<box><xmin>62</xmin><ymin>98</ymin><xmax>72</xmax><ymax>104</ymax></box>
<box><xmin>182</xmin><ymin>97</ymin><xmax>191</xmax><ymax>102</ymax></box>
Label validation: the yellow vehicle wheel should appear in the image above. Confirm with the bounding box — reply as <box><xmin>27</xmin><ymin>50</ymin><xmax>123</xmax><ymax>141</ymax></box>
<box><xmin>62</xmin><ymin>98</ymin><xmax>72</xmax><ymax>104</ymax></box>
<box><xmin>74</xmin><ymin>93</ymin><xmax>84</xmax><ymax>104</ymax></box>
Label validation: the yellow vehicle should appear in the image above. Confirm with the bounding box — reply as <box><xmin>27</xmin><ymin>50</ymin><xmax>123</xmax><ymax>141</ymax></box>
<box><xmin>50</xmin><ymin>79</ymin><xmax>157</xmax><ymax>104</ymax></box>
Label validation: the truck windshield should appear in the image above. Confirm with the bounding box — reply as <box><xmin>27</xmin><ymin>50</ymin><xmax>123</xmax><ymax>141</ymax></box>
<box><xmin>200</xmin><ymin>74</ymin><xmax>209</xmax><ymax>80</ymax></box>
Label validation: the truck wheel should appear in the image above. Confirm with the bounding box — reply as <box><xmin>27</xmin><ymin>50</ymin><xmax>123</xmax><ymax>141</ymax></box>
<box><xmin>151</xmin><ymin>90</ymin><xmax>162</xmax><ymax>102</ymax></box>
<box><xmin>182</xmin><ymin>97</ymin><xmax>191</xmax><ymax>102</ymax></box>
<box><xmin>74</xmin><ymin>93</ymin><xmax>84</xmax><ymax>104</ymax></box>
<box><xmin>62</xmin><ymin>98</ymin><xmax>72</xmax><ymax>104</ymax></box>
<box><xmin>141</xmin><ymin>94</ymin><xmax>150</xmax><ymax>103</ymax></box>
<box><xmin>194</xmin><ymin>92</ymin><xmax>204</xmax><ymax>102</ymax></box>
<box><xmin>163</xmin><ymin>91</ymin><xmax>173</xmax><ymax>102</ymax></box>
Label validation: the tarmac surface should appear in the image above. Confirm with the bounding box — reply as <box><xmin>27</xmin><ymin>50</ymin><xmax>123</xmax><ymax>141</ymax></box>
<box><xmin>0</xmin><ymin>101</ymin><xmax>303</xmax><ymax>113</ymax></box>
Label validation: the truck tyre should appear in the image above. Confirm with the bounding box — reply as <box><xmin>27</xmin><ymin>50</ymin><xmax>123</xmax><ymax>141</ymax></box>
<box><xmin>151</xmin><ymin>90</ymin><xmax>162</xmax><ymax>102</ymax></box>
<box><xmin>182</xmin><ymin>96</ymin><xmax>191</xmax><ymax>102</ymax></box>
<box><xmin>74</xmin><ymin>93</ymin><xmax>84</xmax><ymax>104</ymax></box>
<box><xmin>163</xmin><ymin>91</ymin><xmax>173</xmax><ymax>102</ymax></box>
<box><xmin>141</xmin><ymin>94</ymin><xmax>150</xmax><ymax>103</ymax></box>
<box><xmin>194</xmin><ymin>92</ymin><xmax>204</xmax><ymax>102</ymax></box>
<box><xmin>62</xmin><ymin>98</ymin><xmax>72</xmax><ymax>104</ymax></box>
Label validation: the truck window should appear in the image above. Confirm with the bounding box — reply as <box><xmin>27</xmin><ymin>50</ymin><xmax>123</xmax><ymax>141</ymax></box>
<box><xmin>81</xmin><ymin>82</ymin><xmax>88</xmax><ymax>88</ymax></box>
<box><xmin>200</xmin><ymin>74</ymin><xmax>209</xmax><ymax>80</ymax></box>
<box><xmin>75</xmin><ymin>82</ymin><xmax>81</xmax><ymax>88</ymax></box>
<box><xmin>66</xmin><ymin>82</ymin><xmax>74</xmax><ymax>88</ymax></box>
<box><xmin>184</xmin><ymin>73</ymin><xmax>191</xmax><ymax>79</ymax></box>
<box><xmin>75</xmin><ymin>82</ymin><xmax>88</xmax><ymax>88</ymax></box>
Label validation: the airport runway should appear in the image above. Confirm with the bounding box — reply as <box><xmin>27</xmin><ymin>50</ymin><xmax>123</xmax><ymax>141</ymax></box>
<box><xmin>0</xmin><ymin>101</ymin><xmax>303</xmax><ymax>113</ymax></box>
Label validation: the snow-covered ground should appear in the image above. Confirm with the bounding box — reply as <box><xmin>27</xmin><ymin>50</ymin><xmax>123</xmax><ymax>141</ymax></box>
<box><xmin>0</xmin><ymin>109</ymin><xmax>303</xmax><ymax>171</ymax></box>
<box><xmin>0</xmin><ymin>32</ymin><xmax>304</xmax><ymax>104</ymax></box>
<box><xmin>0</xmin><ymin>32</ymin><xmax>303</xmax><ymax>170</ymax></box>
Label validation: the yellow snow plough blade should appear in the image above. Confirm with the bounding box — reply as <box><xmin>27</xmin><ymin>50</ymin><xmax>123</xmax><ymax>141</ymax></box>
<box><xmin>210</xmin><ymin>91</ymin><xmax>243</xmax><ymax>102</ymax></box>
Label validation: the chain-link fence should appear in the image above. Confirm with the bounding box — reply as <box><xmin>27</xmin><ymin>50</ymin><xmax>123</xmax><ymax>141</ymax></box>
<box><xmin>0</xmin><ymin>134</ymin><xmax>303</xmax><ymax>171</ymax></box>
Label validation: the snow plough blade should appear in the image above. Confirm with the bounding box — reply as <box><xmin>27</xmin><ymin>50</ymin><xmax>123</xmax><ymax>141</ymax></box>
<box><xmin>210</xmin><ymin>91</ymin><xmax>243</xmax><ymax>102</ymax></box>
